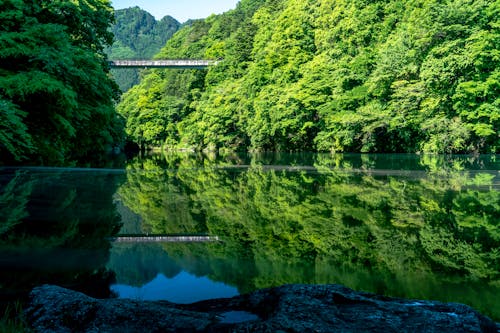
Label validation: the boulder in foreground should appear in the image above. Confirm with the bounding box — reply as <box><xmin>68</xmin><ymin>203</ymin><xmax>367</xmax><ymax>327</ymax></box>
<box><xmin>26</xmin><ymin>284</ymin><xmax>499</xmax><ymax>332</ymax></box>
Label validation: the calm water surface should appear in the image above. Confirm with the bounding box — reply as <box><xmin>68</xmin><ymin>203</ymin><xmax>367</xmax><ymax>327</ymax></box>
<box><xmin>1</xmin><ymin>153</ymin><xmax>499</xmax><ymax>320</ymax></box>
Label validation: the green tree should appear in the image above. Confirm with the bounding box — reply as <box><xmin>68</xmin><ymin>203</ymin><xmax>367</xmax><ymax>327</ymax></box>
<box><xmin>117</xmin><ymin>0</ymin><xmax>500</xmax><ymax>154</ymax></box>
<box><xmin>0</xmin><ymin>0</ymin><xmax>121</xmax><ymax>165</ymax></box>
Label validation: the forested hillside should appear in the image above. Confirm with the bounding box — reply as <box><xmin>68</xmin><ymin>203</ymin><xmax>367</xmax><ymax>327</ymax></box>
<box><xmin>0</xmin><ymin>0</ymin><xmax>121</xmax><ymax>165</ymax></box>
<box><xmin>106</xmin><ymin>7</ymin><xmax>180</xmax><ymax>91</ymax></box>
<box><xmin>118</xmin><ymin>0</ymin><xmax>499</xmax><ymax>154</ymax></box>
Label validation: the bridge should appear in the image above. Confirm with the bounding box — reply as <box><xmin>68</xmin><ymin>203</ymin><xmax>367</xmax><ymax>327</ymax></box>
<box><xmin>110</xmin><ymin>234</ymin><xmax>220</xmax><ymax>243</ymax></box>
<box><xmin>109</xmin><ymin>59</ymin><xmax>218</xmax><ymax>69</ymax></box>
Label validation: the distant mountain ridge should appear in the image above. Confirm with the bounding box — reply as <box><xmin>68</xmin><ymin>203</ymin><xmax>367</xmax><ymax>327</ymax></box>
<box><xmin>107</xmin><ymin>7</ymin><xmax>180</xmax><ymax>91</ymax></box>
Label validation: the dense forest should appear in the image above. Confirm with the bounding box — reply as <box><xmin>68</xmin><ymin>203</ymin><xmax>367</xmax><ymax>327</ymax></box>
<box><xmin>0</xmin><ymin>0</ymin><xmax>122</xmax><ymax>165</ymax></box>
<box><xmin>106</xmin><ymin>7</ymin><xmax>180</xmax><ymax>91</ymax></box>
<box><xmin>1</xmin><ymin>0</ymin><xmax>498</xmax><ymax>163</ymax></box>
<box><xmin>118</xmin><ymin>0</ymin><xmax>499</xmax><ymax>154</ymax></box>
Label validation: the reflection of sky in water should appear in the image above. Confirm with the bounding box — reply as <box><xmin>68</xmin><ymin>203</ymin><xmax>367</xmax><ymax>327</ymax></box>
<box><xmin>111</xmin><ymin>272</ymin><xmax>239</xmax><ymax>303</ymax></box>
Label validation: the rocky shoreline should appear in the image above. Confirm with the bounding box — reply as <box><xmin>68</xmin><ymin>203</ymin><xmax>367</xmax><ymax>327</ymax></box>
<box><xmin>27</xmin><ymin>284</ymin><xmax>499</xmax><ymax>332</ymax></box>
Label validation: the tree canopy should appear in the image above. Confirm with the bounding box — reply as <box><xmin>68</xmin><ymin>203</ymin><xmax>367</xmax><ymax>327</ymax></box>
<box><xmin>118</xmin><ymin>0</ymin><xmax>500</xmax><ymax>154</ymax></box>
<box><xmin>0</xmin><ymin>0</ymin><xmax>121</xmax><ymax>165</ymax></box>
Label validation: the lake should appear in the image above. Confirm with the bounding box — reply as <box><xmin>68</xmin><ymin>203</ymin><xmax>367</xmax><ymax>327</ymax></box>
<box><xmin>1</xmin><ymin>153</ymin><xmax>499</xmax><ymax>321</ymax></box>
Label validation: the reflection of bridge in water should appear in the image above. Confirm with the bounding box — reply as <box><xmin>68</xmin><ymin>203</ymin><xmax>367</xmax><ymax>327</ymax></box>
<box><xmin>111</xmin><ymin>234</ymin><xmax>220</xmax><ymax>243</ymax></box>
<box><xmin>109</xmin><ymin>59</ymin><xmax>218</xmax><ymax>69</ymax></box>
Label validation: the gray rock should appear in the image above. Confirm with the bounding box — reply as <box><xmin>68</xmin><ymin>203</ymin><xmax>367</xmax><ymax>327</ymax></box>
<box><xmin>26</xmin><ymin>284</ymin><xmax>499</xmax><ymax>333</ymax></box>
<box><xmin>26</xmin><ymin>285</ymin><xmax>214</xmax><ymax>332</ymax></box>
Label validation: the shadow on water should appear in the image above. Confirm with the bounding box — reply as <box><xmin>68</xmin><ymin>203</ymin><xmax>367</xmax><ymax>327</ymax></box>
<box><xmin>0</xmin><ymin>168</ymin><xmax>125</xmax><ymax>318</ymax></box>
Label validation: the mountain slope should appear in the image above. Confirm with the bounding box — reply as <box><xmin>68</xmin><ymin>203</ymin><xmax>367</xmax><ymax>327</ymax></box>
<box><xmin>107</xmin><ymin>7</ymin><xmax>180</xmax><ymax>91</ymax></box>
<box><xmin>117</xmin><ymin>0</ymin><xmax>500</xmax><ymax>154</ymax></box>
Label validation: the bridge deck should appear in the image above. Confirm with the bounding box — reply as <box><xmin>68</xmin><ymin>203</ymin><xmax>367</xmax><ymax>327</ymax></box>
<box><xmin>109</xmin><ymin>59</ymin><xmax>218</xmax><ymax>69</ymax></box>
<box><xmin>111</xmin><ymin>235</ymin><xmax>220</xmax><ymax>243</ymax></box>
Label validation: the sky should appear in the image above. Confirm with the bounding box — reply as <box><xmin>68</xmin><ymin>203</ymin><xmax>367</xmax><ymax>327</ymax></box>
<box><xmin>111</xmin><ymin>0</ymin><xmax>240</xmax><ymax>23</ymax></box>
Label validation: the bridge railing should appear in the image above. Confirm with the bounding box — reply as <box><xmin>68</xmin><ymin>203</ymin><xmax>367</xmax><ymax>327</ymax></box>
<box><xmin>110</xmin><ymin>235</ymin><xmax>220</xmax><ymax>243</ymax></box>
<box><xmin>109</xmin><ymin>59</ymin><xmax>219</xmax><ymax>69</ymax></box>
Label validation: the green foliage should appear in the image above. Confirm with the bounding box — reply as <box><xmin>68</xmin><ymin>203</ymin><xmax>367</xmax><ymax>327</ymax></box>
<box><xmin>106</xmin><ymin>7</ymin><xmax>180</xmax><ymax>91</ymax></box>
<box><xmin>117</xmin><ymin>0</ymin><xmax>500</xmax><ymax>154</ymax></box>
<box><xmin>0</xmin><ymin>97</ymin><xmax>33</xmax><ymax>161</ymax></box>
<box><xmin>118</xmin><ymin>72</ymin><xmax>187</xmax><ymax>149</ymax></box>
<box><xmin>0</xmin><ymin>0</ymin><xmax>121</xmax><ymax>165</ymax></box>
<box><xmin>0</xmin><ymin>301</ymin><xmax>30</xmax><ymax>333</ymax></box>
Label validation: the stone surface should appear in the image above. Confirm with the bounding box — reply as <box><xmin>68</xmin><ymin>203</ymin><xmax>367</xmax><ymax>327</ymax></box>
<box><xmin>26</xmin><ymin>284</ymin><xmax>499</xmax><ymax>332</ymax></box>
<box><xmin>26</xmin><ymin>285</ymin><xmax>213</xmax><ymax>332</ymax></box>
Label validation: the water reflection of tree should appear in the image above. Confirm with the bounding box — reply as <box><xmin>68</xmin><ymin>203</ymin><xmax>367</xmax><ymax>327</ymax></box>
<box><xmin>117</xmin><ymin>153</ymin><xmax>499</xmax><ymax>319</ymax></box>
<box><xmin>0</xmin><ymin>171</ymin><xmax>31</xmax><ymax>236</ymax></box>
<box><xmin>0</xmin><ymin>169</ymin><xmax>124</xmax><ymax>303</ymax></box>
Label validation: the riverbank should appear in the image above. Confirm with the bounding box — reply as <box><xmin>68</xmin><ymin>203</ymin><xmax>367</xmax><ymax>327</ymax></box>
<box><xmin>27</xmin><ymin>284</ymin><xmax>499</xmax><ymax>332</ymax></box>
